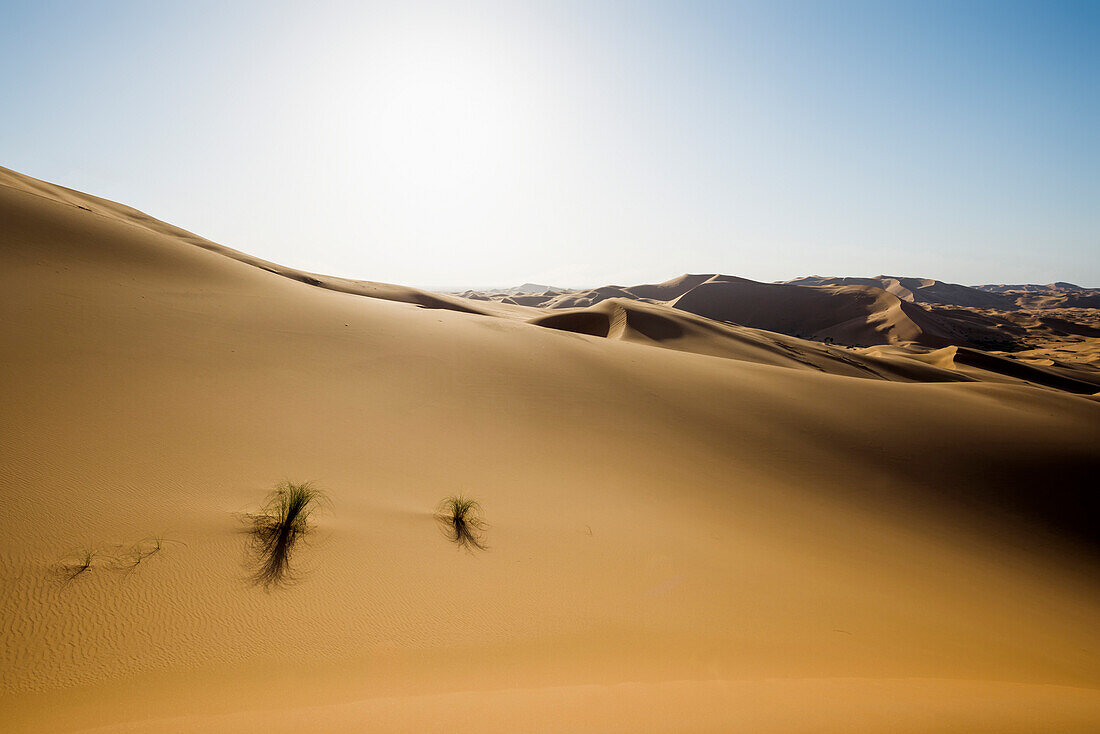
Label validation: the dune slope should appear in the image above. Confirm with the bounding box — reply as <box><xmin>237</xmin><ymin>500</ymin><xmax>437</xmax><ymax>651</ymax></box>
<box><xmin>1</xmin><ymin>168</ymin><xmax>1099</xmax><ymax>733</ymax></box>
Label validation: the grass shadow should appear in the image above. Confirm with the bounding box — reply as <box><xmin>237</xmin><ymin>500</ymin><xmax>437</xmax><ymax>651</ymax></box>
<box><xmin>435</xmin><ymin>495</ymin><xmax>488</xmax><ymax>552</ymax></box>
<box><xmin>243</xmin><ymin>482</ymin><xmax>326</xmax><ymax>589</ymax></box>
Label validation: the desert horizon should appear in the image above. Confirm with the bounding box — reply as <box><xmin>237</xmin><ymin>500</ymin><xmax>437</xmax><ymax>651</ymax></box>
<box><xmin>3</xmin><ymin>2</ymin><xmax>1099</xmax><ymax>732</ymax></box>
<box><xmin>435</xmin><ymin>277</ymin><xmax>1100</xmax><ymax>296</ymax></box>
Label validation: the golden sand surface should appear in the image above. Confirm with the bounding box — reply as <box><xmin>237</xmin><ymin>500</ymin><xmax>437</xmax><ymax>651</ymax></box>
<box><xmin>2</xmin><ymin>167</ymin><xmax>1097</xmax><ymax>732</ymax></box>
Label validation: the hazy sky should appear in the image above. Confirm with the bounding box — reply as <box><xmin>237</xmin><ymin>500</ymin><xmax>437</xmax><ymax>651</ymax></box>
<box><xmin>2</xmin><ymin>0</ymin><xmax>1097</xmax><ymax>288</ymax></box>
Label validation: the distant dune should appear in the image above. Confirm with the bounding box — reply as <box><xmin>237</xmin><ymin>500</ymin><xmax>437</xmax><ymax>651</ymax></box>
<box><xmin>782</xmin><ymin>274</ymin><xmax>1018</xmax><ymax>309</ymax></box>
<box><xmin>2</xmin><ymin>166</ymin><xmax>1099</xmax><ymax>733</ymax></box>
<box><xmin>977</xmin><ymin>281</ymin><xmax>1088</xmax><ymax>293</ymax></box>
<box><xmin>464</xmin><ymin>273</ymin><xmax>1100</xmax><ymax>365</ymax></box>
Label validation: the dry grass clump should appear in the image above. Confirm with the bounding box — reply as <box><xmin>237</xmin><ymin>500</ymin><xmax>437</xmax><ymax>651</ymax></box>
<box><xmin>245</xmin><ymin>481</ymin><xmax>326</xmax><ymax>588</ymax></box>
<box><xmin>113</xmin><ymin>536</ymin><xmax>184</xmax><ymax>573</ymax></box>
<box><xmin>435</xmin><ymin>495</ymin><xmax>488</xmax><ymax>551</ymax></box>
<box><xmin>55</xmin><ymin>536</ymin><xmax>186</xmax><ymax>585</ymax></box>
<box><xmin>55</xmin><ymin>546</ymin><xmax>98</xmax><ymax>584</ymax></box>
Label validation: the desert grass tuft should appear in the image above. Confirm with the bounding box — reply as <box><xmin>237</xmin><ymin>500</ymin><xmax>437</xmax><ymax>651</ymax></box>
<box><xmin>113</xmin><ymin>536</ymin><xmax>186</xmax><ymax>573</ymax></box>
<box><xmin>136</xmin><ymin>535</ymin><xmax>186</xmax><ymax>557</ymax></box>
<box><xmin>435</xmin><ymin>495</ymin><xmax>488</xmax><ymax>551</ymax></box>
<box><xmin>55</xmin><ymin>546</ymin><xmax>98</xmax><ymax>585</ymax></box>
<box><xmin>245</xmin><ymin>482</ymin><xmax>326</xmax><ymax>588</ymax></box>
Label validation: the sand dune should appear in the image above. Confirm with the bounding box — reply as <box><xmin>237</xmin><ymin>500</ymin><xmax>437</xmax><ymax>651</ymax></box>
<box><xmin>0</xmin><ymin>167</ymin><xmax>490</xmax><ymax>318</ymax></box>
<box><xmin>669</xmin><ymin>276</ymin><xmax>937</xmax><ymax>345</ymax></box>
<box><xmin>783</xmin><ymin>275</ymin><xmax>1018</xmax><ymax>310</ymax></box>
<box><xmin>529</xmin><ymin>298</ymin><xmax>1100</xmax><ymax>395</ymax></box>
<box><xmin>467</xmin><ymin>272</ymin><xmax>1100</xmax><ymax>365</ymax></box>
<box><xmin>976</xmin><ymin>281</ymin><xmax>1100</xmax><ymax>308</ymax></box>
<box><xmin>530</xmin><ymin>298</ymin><xmax>967</xmax><ymax>383</ymax></box>
<box><xmin>534</xmin><ymin>274</ymin><xmax>942</xmax><ymax>348</ymax></box>
<box><xmin>790</xmin><ymin>276</ymin><xmax>1100</xmax><ymax>311</ymax></box>
<box><xmin>2</xmin><ymin>167</ymin><xmax>1099</xmax><ymax>732</ymax></box>
<box><xmin>978</xmin><ymin>281</ymin><xmax>1088</xmax><ymax>293</ymax></box>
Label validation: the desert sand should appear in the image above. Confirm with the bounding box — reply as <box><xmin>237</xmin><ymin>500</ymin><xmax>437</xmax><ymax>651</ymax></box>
<box><xmin>1</xmin><ymin>165</ymin><xmax>1098</xmax><ymax>732</ymax></box>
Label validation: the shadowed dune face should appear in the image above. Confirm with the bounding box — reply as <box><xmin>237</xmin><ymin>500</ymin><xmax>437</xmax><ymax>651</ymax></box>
<box><xmin>670</xmin><ymin>278</ymin><xmax>928</xmax><ymax>345</ymax></box>
<box><xmin>1034</xmin><ymin>316</ymin><xmax>1100</xmax><ymax>337</ymax></box>
<box><xmin>531</xmin><ymin>299</ymin><xmax>685</xmax><ymax>341</ymax></box>
<box><xmin>528</xmin><ymin>297</ymin><xmax>1100</xmax><ymax>396</ymax></box>
<box><xmin>533</xmin><ymin>309</ymin><xmax>616</xmax><ymax>337</ymax></box>
<box><xmin>2</xmin><ymin>166</ymin><xmax>1100</xmax><ymax>733</ymax></box>
<box><xmin>530</xmin><ymin>276</ymin><xmax>932</xmax><ymax>348</ymax></box>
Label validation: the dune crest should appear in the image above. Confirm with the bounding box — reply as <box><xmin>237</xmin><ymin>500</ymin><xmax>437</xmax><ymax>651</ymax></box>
<box><xmin>0</xmin><ymin>166</ymin><xmax>490</xmax><ymax>316</ymax></box>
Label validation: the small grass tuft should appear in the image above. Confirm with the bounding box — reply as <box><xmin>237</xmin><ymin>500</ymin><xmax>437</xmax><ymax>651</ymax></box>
<box><xmin>139</xmin><ymin>535</ymin><xmax>186</xmax><ymax>557</ymax></box>
<box><xmin>113</xmin><ymin>536</ymin><xmax>186</xmax><ymax>573</ymax></box>
<box><xmin>72</xmin><ymin>547</ymin><xmax>96</xmax><ymax>575</ymax></box>
<box><xmin>435</xmin><ymin>495</ymin><xmax>488</xmax><ymax>551</ymax></box>
<box><xmin>55</xmin><ymin>546</ymin><xmax>98</xmax><ymax>585</ymax></box>
<box><xmin>245</xmin><ymin>482</ymin><xmax>326</xmax><ymax>588</ymax></box>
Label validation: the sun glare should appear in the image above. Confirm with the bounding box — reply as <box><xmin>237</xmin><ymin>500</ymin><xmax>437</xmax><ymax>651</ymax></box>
<box><xmin>351</xmin><ymin>29</ymin><xmax>534</xmax><ymax>198</ymax></box>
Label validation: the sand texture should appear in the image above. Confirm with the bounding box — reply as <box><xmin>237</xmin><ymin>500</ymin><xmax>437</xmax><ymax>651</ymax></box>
<box><xmin>2</xmin><ymin>166</ymin><xmax>1099</xmax><ymax>732</ymax></box>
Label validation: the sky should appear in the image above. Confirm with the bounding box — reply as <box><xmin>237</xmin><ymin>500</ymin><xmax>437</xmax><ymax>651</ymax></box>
<box><xmin>1</xmin><ymin>0</ymin><xmax>1097</xmax><ymax>289</ymax></box>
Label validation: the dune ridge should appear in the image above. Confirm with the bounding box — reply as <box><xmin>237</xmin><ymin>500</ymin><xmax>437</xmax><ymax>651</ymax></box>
<box><xmin>0</xmin><ymin>166</ymin><xmax>491</xmax><ymax>317</ymax></box>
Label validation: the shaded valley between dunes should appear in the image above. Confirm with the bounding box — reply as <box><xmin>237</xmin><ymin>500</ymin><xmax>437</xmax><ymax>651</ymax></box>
<box><xmin>2</xmin><ymin>166</ymin><xmax>1099</xmax><ymax>733</ymax></box>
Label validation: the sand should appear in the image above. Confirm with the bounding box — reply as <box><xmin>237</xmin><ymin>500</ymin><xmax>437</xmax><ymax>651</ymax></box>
<box><xmin>472</xmin><ymin>273</ymin><xmax>1100</xmax><ymax>362</ymax></box>
<box><xmin>1</xmin><ymin>166</ymin><xmax>1099</xmax><ymax>732</ymax></box>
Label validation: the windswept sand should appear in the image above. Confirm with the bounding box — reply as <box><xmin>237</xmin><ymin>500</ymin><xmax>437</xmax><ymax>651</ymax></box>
<box><xmin>1</xmin><ymin>167</ymin><xmax>1098</xmax><ymax>732</ymax></box>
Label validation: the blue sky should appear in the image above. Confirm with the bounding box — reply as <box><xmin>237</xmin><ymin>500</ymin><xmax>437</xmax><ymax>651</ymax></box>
<box><xmin>1</xmin><ymin>0</ymin><xmax>1097</xmax><ymax>287</ymax></box>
